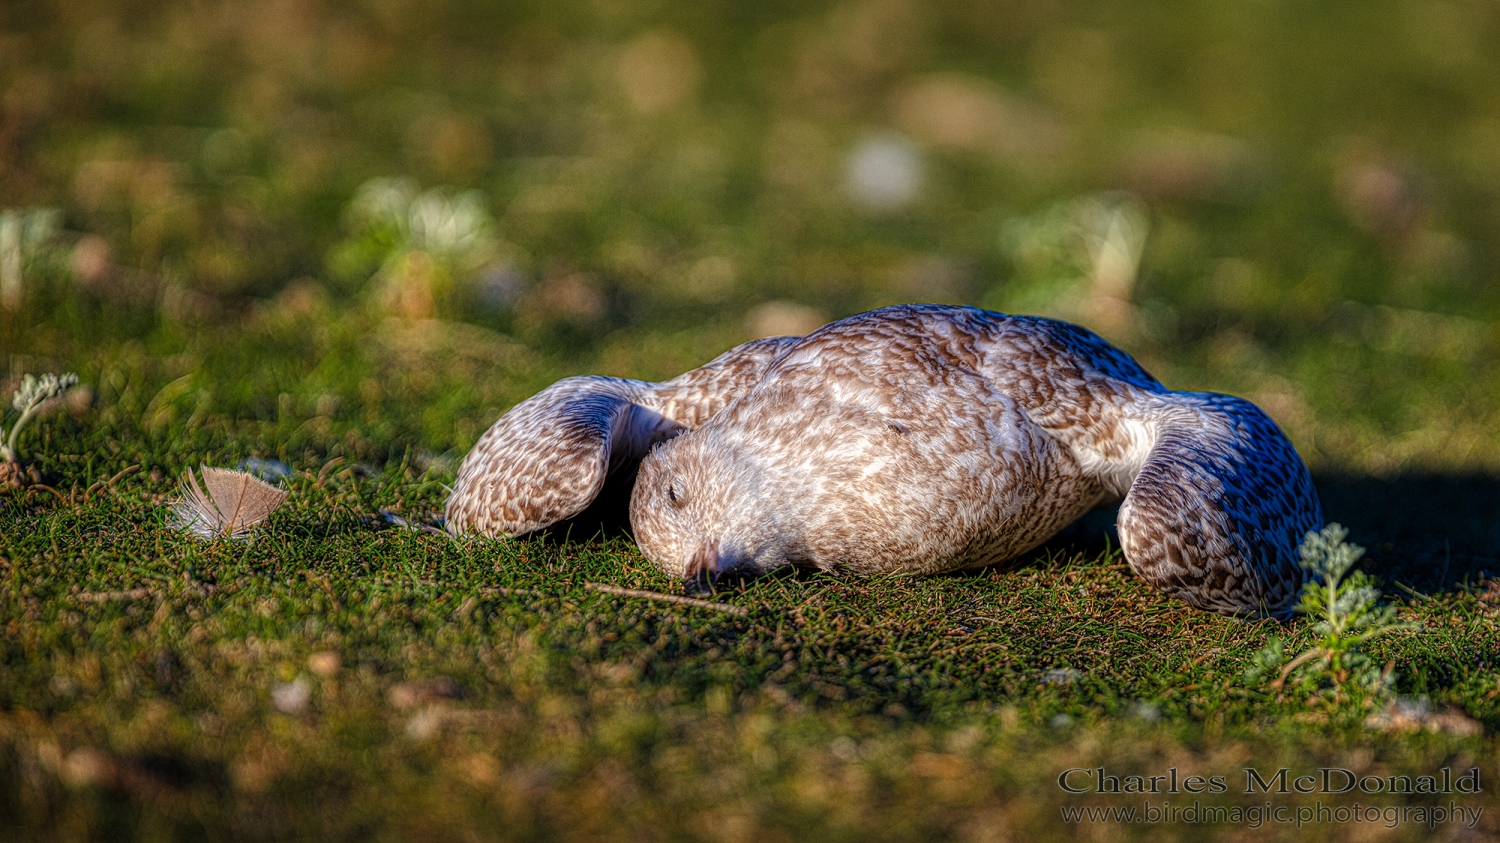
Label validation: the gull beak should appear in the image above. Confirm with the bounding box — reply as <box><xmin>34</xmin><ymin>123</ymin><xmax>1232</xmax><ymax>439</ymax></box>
<box><xmin>683</xmin><ymin>539</ymin><xmax>720</xmax><ymax>596</ymax></box>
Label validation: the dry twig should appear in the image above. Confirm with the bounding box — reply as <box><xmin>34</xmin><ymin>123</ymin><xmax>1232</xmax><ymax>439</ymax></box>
<box><xmin>584</xmin><ymin>582</ymin><xmax>751</xmax><ymax>616</ymax></box>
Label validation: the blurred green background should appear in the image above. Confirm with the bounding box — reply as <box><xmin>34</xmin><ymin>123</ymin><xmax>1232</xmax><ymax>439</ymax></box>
<box><xmin>6</xmin><ymin>5</ymin><xmax>1500</xmax><ymax>839</ymax></box>
<box><xmin>3</xmin><ymin>0</ymin><xmax>1499</xmax><ymax>470</ymax></box>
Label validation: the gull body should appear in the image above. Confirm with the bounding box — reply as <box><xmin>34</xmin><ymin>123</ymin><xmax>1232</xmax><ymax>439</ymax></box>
<box><xmin>446</xmin><ymin>305</ymin><xmax>1322</xmax><ymax>617</ymax></box>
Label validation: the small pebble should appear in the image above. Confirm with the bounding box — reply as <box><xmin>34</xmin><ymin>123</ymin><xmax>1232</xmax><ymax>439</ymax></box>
<box><xmin>307</xmin><ymin>651</ymin><xmax>341</xmax><ymax>677</ymax></box>
<box><xmin>1041</xmin><ymin>667</ymin><xmax>1082</xmax><ymax>685</ymax></box>
<box><xmin>239</xmin><ymin>457</ymin><xmax>293</xmax><ymax>482</ymax></box>
<box><xmin>271</xmin><ymin>677</ymin><xmax>311</xmax><ymax>715</ymax></box>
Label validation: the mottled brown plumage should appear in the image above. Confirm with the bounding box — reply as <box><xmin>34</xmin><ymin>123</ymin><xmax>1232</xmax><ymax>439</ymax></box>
<box><xmin>445</xmin><ymin>305</ymin><xmax>1322</xmax><ymax>617</ymax></box>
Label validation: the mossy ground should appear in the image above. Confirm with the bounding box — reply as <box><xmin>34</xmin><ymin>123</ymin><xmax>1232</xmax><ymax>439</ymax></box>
<box><xmin>4</xmin><ymin>0</ymin><xmax>1500</xmax><ymax>838</ymax></box>
<box><xmin>2</xmin><ymin>326</ymin><xmax>1499</xmax><ymax>840</ymax></box>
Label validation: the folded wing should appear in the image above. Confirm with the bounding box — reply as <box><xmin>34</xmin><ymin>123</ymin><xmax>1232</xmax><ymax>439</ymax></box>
<box><xmin>1117</xmin><ymin>394</ymin><xmax>1322</xmax><ymax>618</ymax></box>
<box><xmin>444</xmin><ymin>336</ymin><xmax>798</xmax><ymax>538</ymax></box>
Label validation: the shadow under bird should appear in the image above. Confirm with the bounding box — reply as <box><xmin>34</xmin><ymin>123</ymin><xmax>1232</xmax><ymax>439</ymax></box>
<box><xmin>444</xmin><ymin>305</ymin><xmax>1322</xmax><ymax>618</ymax></box>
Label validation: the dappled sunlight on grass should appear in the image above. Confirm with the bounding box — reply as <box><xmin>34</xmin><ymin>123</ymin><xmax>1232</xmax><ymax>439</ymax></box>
<box><xmin>3</xmin><ymin>0</ymin><xmax>1500</xmax><ymax>837</ymax></box>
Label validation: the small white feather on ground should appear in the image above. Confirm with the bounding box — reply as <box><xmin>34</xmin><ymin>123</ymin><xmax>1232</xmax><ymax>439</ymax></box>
<box><xmin>172</xmin><ymin>465</ymin><xmax>289</xmax><ymax>540</ymax></box>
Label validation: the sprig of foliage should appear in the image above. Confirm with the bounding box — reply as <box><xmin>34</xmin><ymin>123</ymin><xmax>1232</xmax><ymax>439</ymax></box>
<box><xmin>1248</xmin><ymin>524</ymin><xmax>1414</xmax><ymax>709</ymax></box>
<box><xmin>326</xmin><ymin>177</ymin><xmax>508</xmax><ymax>317</ymax></box>
<box><xmin>992</xmin><ymin>192</ymin><xmax>1148</xmax><ymax>316</ymax></box>
<box><xmin>1</xmin><ymin>372</ymin><xmax>78</xmax><ymax>463</ymax></box>
<box><xmin>0</xmin><ymin>207</ymin><xmax>64</xmax><ymax>311</ymax></box>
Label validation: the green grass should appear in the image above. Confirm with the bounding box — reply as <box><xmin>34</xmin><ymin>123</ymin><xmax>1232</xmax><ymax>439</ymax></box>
<box><xmin>4</xmin><ymin>0</ymin><xmax>1500</xmax><ymax>837</ymax></box>
<box><xmin>2</xmin><ymin>357</ymin><xmax>1499</xmax><ymax>840</ymax></box>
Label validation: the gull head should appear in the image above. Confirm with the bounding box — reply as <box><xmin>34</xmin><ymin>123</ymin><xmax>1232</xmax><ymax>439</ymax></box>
<box><xmin>629</xmin><ymin>420</ymin><xmax>799</xmax><ymax>594</ymax></box>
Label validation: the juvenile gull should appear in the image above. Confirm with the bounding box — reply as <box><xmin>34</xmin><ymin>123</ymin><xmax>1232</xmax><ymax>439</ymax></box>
<box><xmin>445</xmin><ymin>305</ymin><xmax>1321</xmax><ymax>617</ymax></box>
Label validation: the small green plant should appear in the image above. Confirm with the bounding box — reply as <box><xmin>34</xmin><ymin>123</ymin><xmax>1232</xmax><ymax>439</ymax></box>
<box><xmin>325</xmin><ymin>177</ymin><xmax>506</xmax><ymax>318</ymax></box>
<box><xmin>990</xmin><ymin>192</ymin><xmax>1148</xmax><ymax>325</ymax></box>
<box><xmin>1248</xmin><ymin>524</ymin><xmax>1413</xmax><ymax>710</ymax></box>
<box><xmin>0</xmin><ymin>207</ymin><xmax>64</xmax><ymax>312</ymax></box>
<box><xmin>0</xmin><ymin>372</ymin><xmax>78</xmax><ymax>474</ymax></box>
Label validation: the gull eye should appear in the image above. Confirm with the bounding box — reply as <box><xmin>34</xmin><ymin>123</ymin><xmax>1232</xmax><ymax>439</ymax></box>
<box><xmin>667</xmin><ymin>480</ymin><xmax>684</xmax><ymax>506</ymax></box>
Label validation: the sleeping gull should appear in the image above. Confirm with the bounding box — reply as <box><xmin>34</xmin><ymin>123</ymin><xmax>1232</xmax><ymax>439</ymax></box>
<box><xmin>445</xmin><ymin>304</ymin><xmax>1321</xmax><ymax>618</ymax></box>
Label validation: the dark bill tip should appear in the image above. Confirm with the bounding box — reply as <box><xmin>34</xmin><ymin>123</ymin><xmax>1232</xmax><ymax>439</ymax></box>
<box><xmin>682</xmin><ymin>539</ymin><xmax>720</xmax><ymax>596</ymax></box>
<box><xmin>683</xmin><ymin>569</ymin><xmax>715</xmax><ymax>597</ymax></box>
